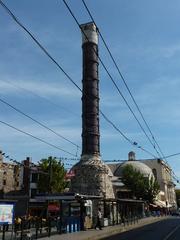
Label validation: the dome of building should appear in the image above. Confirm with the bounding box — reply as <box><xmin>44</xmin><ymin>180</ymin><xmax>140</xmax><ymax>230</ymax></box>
<box><xmin>114</xmin><ymin>160</ymin><xmax>153</xmax><ymax>178</ymax></box>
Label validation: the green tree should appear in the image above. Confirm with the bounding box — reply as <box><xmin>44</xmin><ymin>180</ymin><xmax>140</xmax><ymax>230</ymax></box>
<box><xmin>122</xmin><ymin>165</ymin><xmax>160</xmax><ymax>203</ymax></box>
<box><xmin>37</xmin><ymin>156</ymin><xmax>67</xmax><ymax>194</ymax></box>
<box><xmin>143</xmin><ymin>176</ymin><xmax>160</xmax><ymax>203</ymax></box>
<box><xmin>121</xmin><ymin>164</ymin><xmax>144</xmax><ymax>198</ymax></box>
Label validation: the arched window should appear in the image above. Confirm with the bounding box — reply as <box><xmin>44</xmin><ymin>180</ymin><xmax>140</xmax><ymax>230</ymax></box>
<box><xmin>152</xmin><ymin>168</ymin><xmax>157</xmax><ymax>180</ymax></box>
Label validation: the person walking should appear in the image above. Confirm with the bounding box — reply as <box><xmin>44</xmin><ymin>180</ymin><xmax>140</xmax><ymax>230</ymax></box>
<box><xmin>95</xmin><ymin>208</ymin><xmax>102</xmax><ymax>230</ymax></box>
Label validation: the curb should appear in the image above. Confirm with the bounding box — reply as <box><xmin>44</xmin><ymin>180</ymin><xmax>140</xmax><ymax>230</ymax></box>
<box><xmin>83</xmin><ymin>217</ymin><xmax>168</xmax><ymax>240</ymax></box>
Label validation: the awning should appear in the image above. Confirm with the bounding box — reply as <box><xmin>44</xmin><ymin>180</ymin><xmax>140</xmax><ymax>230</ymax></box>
<box><xmin>154</xmin><ymin>200</ymin><xmax>166</xmax><ymax>208</ymax></box>
<box><xmin>149</xmin><ymin>203</ymin><xmax>158</xmax><ymax>208</ymax></box>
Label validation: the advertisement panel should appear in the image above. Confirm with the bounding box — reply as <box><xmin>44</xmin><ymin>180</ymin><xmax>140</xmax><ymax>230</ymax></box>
<box><xmin>0</xmin><ymin>204</ymin><xmax>14</xmax><ymax>225</ymax></box>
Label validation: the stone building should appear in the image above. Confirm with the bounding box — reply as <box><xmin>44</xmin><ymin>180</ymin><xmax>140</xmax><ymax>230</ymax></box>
<box><xmin>108</xmin><ymin>151</ymin><xmax>177</xmax><ymax>209</ymax></box>
<box><xmin>0</xmin><ymin>150</ymin><xmax>20</xmax><ymax>193</ymax></box>
<box><xmin>108</xmin><ymin>152</ymin><xmax>153</xmax><ymax>199</ymax></box>
<box><xmin>0</xmin><ymin>155</ymin><xmax>41</xmax><ymax>216</ymax></box>
<box><xmin>141</xmin><ymin>158</ymin><xmax>177</xmax><ymax>208</ymax></box>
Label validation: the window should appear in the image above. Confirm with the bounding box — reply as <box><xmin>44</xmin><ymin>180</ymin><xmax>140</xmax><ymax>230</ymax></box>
<box><xmin>31</xmin><ymin>189</ymin><xmax>37</xmax><ymax>198</ymax></box>
<box><xmin>31</xmin><ymin>173</ymin><xmax>38</xmax><ymax>183</ymax></box>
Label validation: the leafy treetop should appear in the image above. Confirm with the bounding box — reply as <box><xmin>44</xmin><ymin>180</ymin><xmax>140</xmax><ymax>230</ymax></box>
<box><xmin>122</xmin><ymin>164</ymin><xmax>160</xmax><ymax>203</ymax></box>
<box><xmin>37</xmin><ymin>156</ymin><xmax>67</xmax><ymax>194</ymax></box>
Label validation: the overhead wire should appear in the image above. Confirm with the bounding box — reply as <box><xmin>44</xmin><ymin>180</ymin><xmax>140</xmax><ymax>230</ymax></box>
<box><xmin>0</xmin><ymin>78</ymin><xmax>79</xmax><ymax>118</ymax></box>
<box><xmin>0</xmin><ymin>0</ymin><xmax>81</xmax><ymax>92</ymax></box>
<box><xmin>100</xmin><ymin>111</ymin><xmax>157</xmax><ymax>158</ymax></box>
<box><xmin>2</xmin><ymin>153</ymin><xmax>63</xmax><ymax>177</ymax></box>
<box><xmin>66</xmin><ymin>0</ymin><xmax>180</xmax><ymax>183</ymax></box>
<box><xmin>1</xmin><ymin>151</ymin><xmax>37</xmax><ymax>168</ymax></box>
<box><xmin>81</xmin><ymin>0</ymin><xmax>169</xmax><ymax>162</ymax></box>
<box><xmin>0</xmin><ymin>0</ymin><xmax>158</xmax><ymax>159</ymax></box>
<box><xmin>0</xmin><ymin>119</ymin><xmax>77</xmax><ymax>157</ymax></box>
<box><xmin>58</xmin><ymin>152</ymin><xmax>180</xmax><ymax>182</ymax></box>
<box><xmin>1</xmin><ymin>151</ymin><xmax>74</xmax><ymax>175</ymax></box>
<box><xmin>61</xmin><ymin>0</ymin><xmax>161</xmax><ymax>159</ymax></box>
<box><xmin>0</xmin><ymin>97</ymin><xmax>80</xmax><ymax>151</ymax></box>
<box><xmin>163</xmin><ymin>152</ymin><xmax>180</xmax><ymax>159</ymax></box>
<box><xmin>57</xmin><ymin>157</ymin><xmax>79</xmax><ymax>161</ymax></box>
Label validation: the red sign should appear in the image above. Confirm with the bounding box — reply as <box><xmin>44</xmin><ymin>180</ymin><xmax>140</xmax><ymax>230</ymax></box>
<box><xmin>65</xmin><ymin>170</ymin><xmax>75</xmax><ymax>179</ymax></box>
<box><xmin>48</xmin><ymin>204</ymin><xmax>60</xmax><ymax>212</ymax></box>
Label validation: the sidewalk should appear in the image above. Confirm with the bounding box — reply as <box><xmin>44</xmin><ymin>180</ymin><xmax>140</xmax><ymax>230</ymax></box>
<box><xmin>41</xmin><ymin>216</ymin><xmax>169</xmax><ymax>240</ymax></box>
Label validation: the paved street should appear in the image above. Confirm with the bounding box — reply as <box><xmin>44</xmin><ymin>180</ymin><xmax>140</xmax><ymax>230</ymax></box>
<box><xmin>1</xmin><ymin>216</ymin><xmax>179</xmax><ymax>240</ymax></box>
<box><xmin>103</xmin><ymin>217</ymin><xmax>180</xmax><ymax>240</ymax></box>
<box><xmin>39</xmin><ymin>216</ymin><xmax>169</xmax><ymax>240</ymax></box>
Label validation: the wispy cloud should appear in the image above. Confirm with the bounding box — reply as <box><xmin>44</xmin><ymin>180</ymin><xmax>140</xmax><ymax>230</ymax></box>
<box><xmin>160</xmin><ymin>44</ymin><xmax>180</xmax><ymax>58</ymax></box>
<box><xmin>0</xmin><ymin>120</ymin><xmax>81</xmax><ymax>154</ymax></box>
<box><xmin>113</xmin><ymin>40</ymin><xmax>180</xmax><ymax>60</ymax></box>
<box><xmin>0</xmin><ymin>78</ymin><xmax>80</xmax><ymax>98</ymax></box>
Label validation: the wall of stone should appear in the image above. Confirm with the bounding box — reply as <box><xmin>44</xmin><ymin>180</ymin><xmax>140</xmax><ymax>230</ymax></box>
<box><xmin>0</xmin><ymin>162</ymin><xmax>20</xmax><ymax>193</ymax></box>
<box><xmin>71</xmin><ymin>155</ymin><xmax>114</xmax><ymax>199</ymax></box>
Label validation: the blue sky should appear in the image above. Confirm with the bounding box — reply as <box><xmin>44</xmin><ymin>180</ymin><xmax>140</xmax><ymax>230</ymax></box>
<box><xmin>0</xmin><ymin>0</ymin><xmax>180</xmax><ymax>186</ymax></box>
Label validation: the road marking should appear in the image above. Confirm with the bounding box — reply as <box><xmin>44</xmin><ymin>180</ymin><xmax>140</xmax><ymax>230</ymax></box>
<box><xmin>163</xmin><ymin>224</ymin><xmax>180</xmax><ymax>240</ymax></box>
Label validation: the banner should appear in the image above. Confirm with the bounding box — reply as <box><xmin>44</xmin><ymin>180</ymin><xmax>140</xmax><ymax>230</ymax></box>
<box><xmin>0</xmin><ymin>204</ymin><xmax>14</xmax><ymax>225</ymax></box>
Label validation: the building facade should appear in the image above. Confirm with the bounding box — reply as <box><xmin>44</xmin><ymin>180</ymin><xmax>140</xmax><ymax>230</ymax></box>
<box><xmin>108</xmin><ymin>152</ymin><xmax>177</xmax><ymax>209</ymax></box>
<box><xmin>0</xmin><ymin>150</ymin><xmax>20</xmax><ymax>193</ymax></box>
<box><xmin>142</xmin><ymin>158</ymin><xmax>177</xmax><ymax>208</ymax></box>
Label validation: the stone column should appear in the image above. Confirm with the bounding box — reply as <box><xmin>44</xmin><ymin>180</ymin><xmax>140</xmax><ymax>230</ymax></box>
<box><xmin>70</xmin><ymin>22</ymin><xmax>114</xmax><ymax>199</ymax></box>
<box><xmin>81</xmin><ymin>22</ymin><xmax>100</xmax><ymax>157</ymax></box>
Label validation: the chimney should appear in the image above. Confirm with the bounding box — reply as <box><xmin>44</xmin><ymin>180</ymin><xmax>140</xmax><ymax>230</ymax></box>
<box><xmin>128</xmin><ymin>151</ymin><xmax>136</xmax><ymax>161</ymax></box>
<box><xmin>80</xmin><ymin>22</ymin><xmax>100</xmax><ymax>157</ymax></box>
<box><xmin>22</xmin><ymin>157</ymin><xmax>31</xmax><ymax>194</ymax></box>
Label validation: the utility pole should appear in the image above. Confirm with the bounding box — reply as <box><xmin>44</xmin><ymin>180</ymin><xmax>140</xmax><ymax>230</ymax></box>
<box><xmin>48</xmin><ymin>156</ymin><xmax>52</xmax><ymax>194</ymax></box>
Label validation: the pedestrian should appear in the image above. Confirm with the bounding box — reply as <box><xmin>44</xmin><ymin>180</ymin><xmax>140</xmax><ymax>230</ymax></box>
<box><xmin>14</xmin><ymin>217</ymin><xmax>22</xmax><ymax>234</ymax></box>
<box><xmin>95</xmin><ymin>208</ymin><xmax>102</xmax><ymax>230</ymax></box>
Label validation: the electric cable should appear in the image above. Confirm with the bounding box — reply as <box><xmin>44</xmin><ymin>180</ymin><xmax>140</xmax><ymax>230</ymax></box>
<box><xmin>0</xmin><ymin>78</ymin><xmax>79</xmax><ymax>118</ymax></box>
<box><xmin>62</xmin><ymin>0</ymin><xmax>161</xmax><ymax>159</ymax></box>
<box><xmin>0</xmin><ymin>0</ymin><xmax>81</xmax><ymax>92</ymax></box>
<box><xmin>0</xmin><ymin>119</ymin><xmax>77</xmax><ymax>157</ymax></box>
<box><xmin>66</xmin><ymin>1</ymin><xmax>180</xmax><ymax>185</ymax></box>
<box><xmin>0</xmin><ymin>0</ymin><xmax>159</xmax><ymax>159</ymax></box>
<box><xmin>81</xmin><ymin>0</ymin><xmax>174</xmax><ymax>169</ymax></box>
<box><xmin>0</xmin><ymin>97</ymin><xmax>80</xmax><ymax>151</ymax></box>
<box><xmin>1</xmin><ymin>152</ymin><xmax>36</xmax><ymax>167</ymax></box>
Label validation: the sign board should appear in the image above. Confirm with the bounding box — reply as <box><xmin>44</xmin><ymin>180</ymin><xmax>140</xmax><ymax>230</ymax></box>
<box><xmin>65</xmin><ymin>170</ymin><xmax>75</xmax><ymax>179</ymax></box>
<box><xmin>0</xmin><ymin>204</ymin><xmax>14</xmax><ymax>225</ymax></box>
<box><xmin>48</xmin><ymin>203</ymin><xmax>60</xmax><ymax>212</ymax></box>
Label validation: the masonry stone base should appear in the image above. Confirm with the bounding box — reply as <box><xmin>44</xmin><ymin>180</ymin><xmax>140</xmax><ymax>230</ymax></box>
<box><xmin>70</xmin><ymin>154</ymin><xmax>114</xmax><ymax>199</ymax></box>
